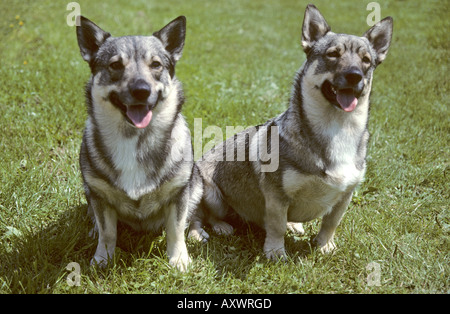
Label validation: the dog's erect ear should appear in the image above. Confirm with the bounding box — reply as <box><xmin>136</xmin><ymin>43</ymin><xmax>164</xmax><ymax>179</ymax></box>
<box><xmin>363</xmin><ymin>17</ymin><xmax>393</xmax><ymax>65</ymax></box>
<box><xmin>153</xmin><ymin>16</ymin><xmax>186</xmax><ymax>62</ymax></box>
<box><xmin>76</xmin><ymin>16</ymin><xmax>111</xmax><ymax>63</ymax></box>
<box><xmin>301</xmin><ymin>4</ymin><xmax>331</xmax><ymax>53</ymax></box>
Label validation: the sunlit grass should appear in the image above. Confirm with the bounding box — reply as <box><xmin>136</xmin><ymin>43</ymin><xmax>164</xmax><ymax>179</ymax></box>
<box><xmin>0</xmin><ymin>0</ymin><xmax>448</xmax><ymax>293</ymax></box>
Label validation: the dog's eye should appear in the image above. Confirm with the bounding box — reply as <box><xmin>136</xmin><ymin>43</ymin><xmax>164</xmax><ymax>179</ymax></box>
<box><xmin>326</xmin><ymin>50</ymin><xmax>340</xmax><ymax>58</ymax></box>
<box><xmin>109</xmin><ymin>61</ymin><xmax>124</xmax><ymax>71</ymax></box>
<box><xmin>150</xmin><ymin>61</ymin><xmax>162</xmax><ymax>69</ymax></box>
<box><xmin>362</xmin><ymin>56</ymin><xmax>371</xmax><ymax>64</ymax></box>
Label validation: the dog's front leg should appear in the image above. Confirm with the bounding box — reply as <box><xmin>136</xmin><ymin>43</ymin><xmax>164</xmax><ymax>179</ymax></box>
<box><xmin>165</xmin><ymin>202</ymin><xmax>191</xmax><ymax>272</ymax></box>
<box><xmin>90</xmin><ymin>197</ymin><xmax>118</xmax><ymax>267</ymax></box>
<box><xmin>262</xmin><ymin>189</ymin><xmax>289</xmax><ymax>261</ymax></box>
<box><xmin>314</xmin><ymin>190</ymin><xmax>353</xmax><ymax>254</ymax></box>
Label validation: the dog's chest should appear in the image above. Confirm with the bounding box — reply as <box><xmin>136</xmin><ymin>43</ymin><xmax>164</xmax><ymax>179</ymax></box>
<box><xmin>97</xmin><ymin>131</ymin><xmax>188</xmax><ymax>207</ymax></box>
<box><xmin>109</xmin><ymin>137</ymin><xmax>149</xmax><ymax>199</ymax></box>
<box><xmin>282</xmin><ymin>162</ymin><xmax>364</xmax><ymax>221</ymax></box>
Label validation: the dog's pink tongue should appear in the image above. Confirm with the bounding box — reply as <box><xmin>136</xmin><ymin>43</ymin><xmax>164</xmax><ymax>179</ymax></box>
<box><xmin>336</xmin><ymin>90</ymin><xmax>358</xmax><ymax>112</ymax></box>
<box><xmin>126</xmin><ymin>105</ymin><xmax>152</xmax><ymax>128</ymax></box>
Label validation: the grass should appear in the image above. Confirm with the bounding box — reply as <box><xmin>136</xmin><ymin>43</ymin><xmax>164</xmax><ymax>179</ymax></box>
<box><xmin>0</xmin><ymin>0</ymin><xmax>448</xmax><ymax>294</ymax></box>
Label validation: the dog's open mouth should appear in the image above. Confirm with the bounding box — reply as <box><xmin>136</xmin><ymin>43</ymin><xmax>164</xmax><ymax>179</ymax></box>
<box><xmin>321</xmin><ymin>80</ymin><xmax>358</xmax><ymax>112</ymax></box>
<box><xmin>126</xmin><ymin>105</ymin><xmax>153</xmax><ymax>129</ymax></box>
<box><xmin>109</xmin><ymin>92</ymin><xmax>153</xmax><ymax>129</ymax></box>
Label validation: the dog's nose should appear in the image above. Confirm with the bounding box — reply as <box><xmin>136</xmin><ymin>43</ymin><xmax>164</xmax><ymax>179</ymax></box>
<box><xmin>130</xmin><ymin>80</ymin><xmax>151</xmax><ymax>101</ymax></box>
<box><xmin>344</xmin><ymin>68</ymin><xmax>363</xmax><ymax>85</ymax></box>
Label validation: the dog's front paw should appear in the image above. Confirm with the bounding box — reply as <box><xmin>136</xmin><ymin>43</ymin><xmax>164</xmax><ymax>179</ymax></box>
<box><xmin>263</xmin><ymin>239</ymin><xmax>287</xmax><ymax>262</ymax></box>
<box><xmin>264</xmin><ymin>247</ymin><xmax>287</xmax><ymax>262</ymax></box>
<box><xmin>169</xmin><ymin>252</ymin><xmax>192</xmax><ymax>272</ymax></box>
<box><xmin>90</xmin><ymin>254</ymin><xmax>109</xmax><ymax>268</ymax></box>
<box><xmin>313</xmin><ymin>236</ymin><xmax>337</xmax><ymax>254</ymax></box>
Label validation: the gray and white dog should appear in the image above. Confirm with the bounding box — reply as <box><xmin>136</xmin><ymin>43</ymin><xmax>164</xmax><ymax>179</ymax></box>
<box><xmin>76</xmin><ymin>16</ymin><xmax>202</xmax><ymax>271</ymax></box>
<box><xmin>190</xmin><ymin>5</ymin><xmax>393</xmax><ymax>260</ymax></box>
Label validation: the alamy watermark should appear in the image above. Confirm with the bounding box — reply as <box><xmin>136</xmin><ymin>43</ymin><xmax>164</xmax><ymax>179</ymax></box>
<box><xmin>193</xmin><ymin>118</ymin><xmax>279</xmax><ymax>172</ymax></box>
<box><xmin>366</xmin><ymin>262</ymin><xmax>381</xmax><ymax>287</ymax></box>
<box><xmin>66</xmin><ymin>262</ymin><xmax>81</xmax><ymax>287</ymax></box>
<box><xmin>66</xmin><ymin>2</ymin><xmax>81</xmax><ymax>27</ymax></box>
<box><xmin>66</xmin><ymin>2</ymin><xmax>382</xmax><ymax>27</ymax></box>
<box><xmin>366</xmin><ymin>2</ymin><xmax>381</xmax><ymax>26</ymax></box>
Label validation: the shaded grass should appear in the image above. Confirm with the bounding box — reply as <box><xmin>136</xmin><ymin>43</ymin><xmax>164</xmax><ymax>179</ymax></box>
<box><xmin>0</xmin><ymin>0</ymin><xmax>448</xmax><ymax>293</ymax></box>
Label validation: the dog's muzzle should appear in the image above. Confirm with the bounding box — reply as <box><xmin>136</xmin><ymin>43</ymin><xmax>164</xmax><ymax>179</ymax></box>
<box><xmin>321</xmin><ymin>67</ymin><xmax>364</xmax><ymax>112</ymax></box>
<box><xmin>125</xmin><ymin>79</ymin><xmax>154</xmax><ymax>128</ymax></box>
<box><xmin>109</xmin><ymin>79</ymin><xmax>161</xmax><ymax>129</ymax></box>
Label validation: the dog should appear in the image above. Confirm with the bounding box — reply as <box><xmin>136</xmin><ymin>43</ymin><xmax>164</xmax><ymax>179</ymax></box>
<box><xmin>76</xmin><ymin>15</ymin><xmax>202</xmax><ymax>271</ymax></box>
<box><xmin>189</xmin><ymin>4</ymin><xmax>393</xmax><ymax>260</ymax></box>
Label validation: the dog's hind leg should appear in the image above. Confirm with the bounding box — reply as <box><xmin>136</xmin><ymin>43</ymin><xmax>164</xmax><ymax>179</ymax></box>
<box><xmin>209</xmin><ymin>217</ymin><xmax>234</xmax><ymax>236</ymax></box>
<box><xmin>188</xmin><ymin>218</ymin><xmax>210</xmax><ymax>242</ymax></box>
<box><xmin>187</xmin><ymin>169</ymin><xmax>210</xmax><ymax>242</ymax></box>
<box><xmin>188</xmin><ymin>199</ymin><xmax>210</xmax><ymax>243</ymax></box>
<box><xmin>287</xmin><ymin>222</ymin><xmax>305</xmax><ymax>235</ymax></box>
<box><xmin>203</xmin><ymin>181</ymin><xmax>234</xmax><ymax>236</ymax></box>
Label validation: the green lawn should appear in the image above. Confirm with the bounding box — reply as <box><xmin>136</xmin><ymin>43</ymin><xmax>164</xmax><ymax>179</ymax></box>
<box><xmin>0</xmin><ymin>0</ymin><xmax>448</xmax><ymax>293</ymax></box>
